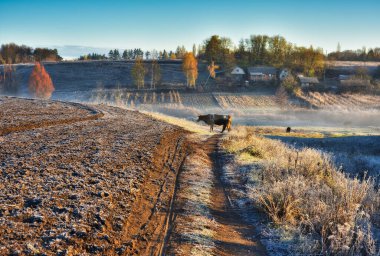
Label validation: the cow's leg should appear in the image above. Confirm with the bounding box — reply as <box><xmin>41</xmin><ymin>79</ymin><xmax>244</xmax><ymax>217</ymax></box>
<box><xmin>221</xmin><ymin>124</ymin><xmax>226</xmax><ymax>133</ymax></box>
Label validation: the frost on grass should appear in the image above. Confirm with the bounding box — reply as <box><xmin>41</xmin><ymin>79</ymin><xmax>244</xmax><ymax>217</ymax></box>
<box><xmin>221</xmin><ymin>127</ymin><xmax>380</xmax><ymax>255</ymax></box>
<box><xmin>167</xmin><ymin>146</ymin><xmax>217</xmax><ymax>256</ymax></box>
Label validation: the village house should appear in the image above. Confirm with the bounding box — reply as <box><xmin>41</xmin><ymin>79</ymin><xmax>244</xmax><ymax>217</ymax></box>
<box><xmin>279</xmin><ymin>69</ymin><xmax>290</xmax><ymax>81</ymax></box>
<box><xmin>247</xmin><ymin>66</ymin><xmax>277</xmax><ymax>82</ymax></box>
<box><xmin>230</xmin><ymin>66</ymin><xmax>245</xmax><ymax>82</ymax></box>
<box><xmin>298</xmin><ymin>75</ymin><xmax>320</xmax><ymax>87</ymax></box>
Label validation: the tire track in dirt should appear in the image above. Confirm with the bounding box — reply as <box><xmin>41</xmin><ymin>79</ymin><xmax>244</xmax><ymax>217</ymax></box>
<box><xmin>120</xmin><ymin>133</ymin><xmax>189</xmax><ymax>255</ymax></box>
<box><xmin>0</xmin><ymin>99</ymin><xmax>104</xmax><ymax>136</ymax></box>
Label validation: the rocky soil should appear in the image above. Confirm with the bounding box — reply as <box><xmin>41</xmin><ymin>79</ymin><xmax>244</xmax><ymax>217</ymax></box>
<box><xmin>0</xmin><ymin>97</ymin><xmax>188</xmax><ymax>255</ymax></box>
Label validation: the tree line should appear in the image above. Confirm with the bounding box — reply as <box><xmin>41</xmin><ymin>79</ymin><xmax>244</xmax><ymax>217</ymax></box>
<box><xmin>0</xmin><ymin>43</ymin><xmax>62</xmax><ymax>64</ymax></box>
<box><xmin>80</xmin><ymin>46</ymin><xmax>188</xmax><ymax>61</ymax></box>
<box><xmin>328</xmin><ymin>46</ymin><xmax>380</xmax><ymax>62</ymax></box>
<box><xmin>199</xmin><ymin>35</ymin><xmax>325</xmax><ymax>77</ymax></box>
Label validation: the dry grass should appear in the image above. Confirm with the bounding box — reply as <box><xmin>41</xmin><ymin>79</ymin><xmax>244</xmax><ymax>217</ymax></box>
<box><xmin>222</xmin><ymin>127</ymin><xmax>380</xmax><ymax>255</ymax></box>
<box><xmin>299</xmin><ymin>92</ymin><xmax>380</xmax><ymax>110</ymax></box>
<box><xmin>213</xmin><ymin>93</ymin><xmax>279</xmax><ymax>109</ymax></box>
<box><xmin>146</xmin><ymin>111</ymin><xmax>211</xmax><ymax>136</ymax></box>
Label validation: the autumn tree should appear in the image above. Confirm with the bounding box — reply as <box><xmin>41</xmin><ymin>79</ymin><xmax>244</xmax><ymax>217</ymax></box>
<box><xmin>249</xmin><ymin>35</ymin><xmax>270</xmax><ymax>65</ymax></box>
<box><xmin>151</xmin><ymin>60</ymin><xmax>161</xmax><ymax>88</ymax></box>
<box><xmin>170</xmin><ymin>52</ymin><xmax>177</xmax><ymax>60</ymax></box>
<box><xmin>182</xmin><ymin>52</ymin><xmax>198</xmax><ymax>88</ymax></box>
<box><xmin>207</xmin><ymin>61</ymin><xmax>219</xmax><ymax>79</ymax></box>
<box><xmin>131</xmin><ymin>57</ymin><xmax>146</xmax><ymax>89</ymax></box>
<box><xmin>33</xmin><ymin>48</ymin><xmax>62</xmax><ymax>62</ymax></box>
<box><xmin>290</xmin><ymin>46</ymin><xmax>325</xmax><ymax>76</ymax></box>
<box><xmin>268</xmin><ymin>35</ymin><xmax>291</xmax><ymax>67</ymax></box>
<box><xmin>29</xmin><ymin>62</ymin><xmax>55</xmax><ymax>99</ymax></box>
<box><xmin>0</xmin><ymin>43</ymin><xmax>62</xmax><ymax>63</ymax></box>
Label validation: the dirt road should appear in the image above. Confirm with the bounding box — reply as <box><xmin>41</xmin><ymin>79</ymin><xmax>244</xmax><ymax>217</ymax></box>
<box><xmin>209</xmin><ymin>135</ymin><xmax>267</xmax><ymax>256</ymax></box>
<box><xmin>166</xmin><ymin>134</ymin><xmax>267</xmax><ymax>256</ymax></box>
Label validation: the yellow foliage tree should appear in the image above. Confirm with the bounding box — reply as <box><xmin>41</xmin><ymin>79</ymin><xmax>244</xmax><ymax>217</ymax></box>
<box><xmin>170</xmin><ymin>53</ymin><xmax>177</xmax><ymax>60</ymax></box>
<box><xmin>182</xmin><ymin>52</ymin><xmax>198</xmax><ymax>88</ymax></box>
<box><xmin>207</xmin><ymin>61</ymin><xmax>219</xmax><ymax>79</ymax></box>
<box><xmin>131</xmin><ymin>57</ymin><xmax>146</xmax><ymax>89</ymax></box>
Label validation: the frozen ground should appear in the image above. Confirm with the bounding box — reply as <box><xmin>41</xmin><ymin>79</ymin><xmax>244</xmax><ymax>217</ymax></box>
<box><xmin>269</xmin><ymin>134</ymin><xmax>380</xmax><ymax>183</ymax></box>
<box><xmin>0</xmin><ymin>97</ymin><xmax>188</xmax><ymax>255</ymax></box>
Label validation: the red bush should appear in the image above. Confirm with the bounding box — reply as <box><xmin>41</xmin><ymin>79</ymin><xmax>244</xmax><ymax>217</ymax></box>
<box><xmin>29</xmin><ymin>62</ymin><xmax>54</xmax><ymax>99</ymax></box>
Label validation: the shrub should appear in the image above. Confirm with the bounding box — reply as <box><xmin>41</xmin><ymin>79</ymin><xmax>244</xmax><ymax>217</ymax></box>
<box><xmin>281</xmin><ymin>74</ymin><xmax>300</xmax><ymax>95</ymax></box>
<box><xmin>28</xmin><ymin>62</ymin><xmax>54</xmax><ymax>99</ymax></box>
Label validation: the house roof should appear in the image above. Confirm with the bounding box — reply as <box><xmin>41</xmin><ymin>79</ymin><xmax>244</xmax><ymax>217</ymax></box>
<box><xmin>231</xmin><ymin>66</ymin><xmax>245</xmax><ymax>75</ymax></box>
<box><xmin>339</xmin><ymin>75</ymin><xmax>354</xmax><ymax>80</ymax></box>
<box><xmin>247</xmin><ymin>66</ymin><xmax>277</xmax><ymax>75</ymax></box>
<box><xmin>299</xmin><ymin>77</ymin><xmax>319</xmax><ymax>84</ymax></box>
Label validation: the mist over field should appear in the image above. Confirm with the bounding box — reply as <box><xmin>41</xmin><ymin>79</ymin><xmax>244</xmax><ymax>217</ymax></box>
<box><xmin>2</xmin><ymin>61</ymin><xmax>379</xmax><ymax>130</ymax></box>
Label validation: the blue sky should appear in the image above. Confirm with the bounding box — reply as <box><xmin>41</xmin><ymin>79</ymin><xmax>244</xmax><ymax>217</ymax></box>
<box><xmin>1</xmin><ymin>0</ymin><xmax>379</xmax><ymax>58</ymax></box>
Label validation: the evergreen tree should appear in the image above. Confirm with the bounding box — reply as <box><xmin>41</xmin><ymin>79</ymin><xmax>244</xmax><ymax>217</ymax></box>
<box><xmin>145</xmin><ymin>51</ymin><xmax>151</xmax><ymax>60</ymax></box>
<box><xmin>163</xmin><ymin>50</ymin><xmax>169</xmax><ymax>59</ymax></box>
<box><xmin>113</xmin><ymin>49</ymin><xmax>120</xmax><ymax>60</ymax></box>
<box><xmin>122</xmin><ymin>50</ymin><xmax>129</xmax><ymax>60</ymax></box>
<box><xmin>108</xmin><ymin>50</ymin><xmax>114</xmax><ymax>60</ymax></box>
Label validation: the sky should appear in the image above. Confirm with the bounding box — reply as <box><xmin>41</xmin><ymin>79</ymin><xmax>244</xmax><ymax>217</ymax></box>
<box><xmin>1</xmin><ymin>0</ymin><xmax>379</xmax><ymax>59</ymax></box>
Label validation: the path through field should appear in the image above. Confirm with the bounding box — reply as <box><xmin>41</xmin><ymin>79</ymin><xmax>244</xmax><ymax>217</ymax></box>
<box><xmin>165</xmin><ymin>134</ymin><xmax>267</xmax><ymax>255</ymax></box>
<box><xmin>209</xmin><ymin>135</ymin><xmax>267</xmax><ymax>256</ymax></box>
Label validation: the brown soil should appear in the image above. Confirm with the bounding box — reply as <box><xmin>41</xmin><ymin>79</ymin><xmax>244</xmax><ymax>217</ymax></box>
<box><xmin>0</xmin><ymin>97</ymin><xmax>188</xmax><ymax>255</ymax></box>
